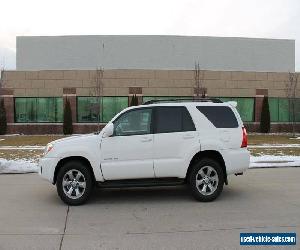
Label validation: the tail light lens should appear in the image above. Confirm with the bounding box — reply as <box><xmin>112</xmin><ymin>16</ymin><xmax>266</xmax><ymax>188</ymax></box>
<box><xmin>241</xmin><ymin>127</ymin><xmax>248</xmax><ymax>148</ymax></box>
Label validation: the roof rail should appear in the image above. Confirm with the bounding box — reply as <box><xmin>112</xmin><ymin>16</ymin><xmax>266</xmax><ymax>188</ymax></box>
<box><xmin>143</xmin><ymin>98</ymin><xmax>223</xmax><ymax>105</ymax></box>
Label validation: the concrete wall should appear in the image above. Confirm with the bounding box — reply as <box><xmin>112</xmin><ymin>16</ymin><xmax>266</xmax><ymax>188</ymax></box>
<box><xmin>17</xmin><ymin>35</ymin><xmax>295</xmax><ymax>72</ymax></box>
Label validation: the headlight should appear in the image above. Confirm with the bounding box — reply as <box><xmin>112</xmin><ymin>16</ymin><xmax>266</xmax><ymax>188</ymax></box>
<box><xmin>44</xmin><ymin>143</ymin><xmax>54</xmax><ymax>155</ymax></box>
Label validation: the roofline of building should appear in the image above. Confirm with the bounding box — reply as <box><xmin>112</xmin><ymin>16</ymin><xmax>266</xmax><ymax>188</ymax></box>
<box><xmin>16</xmin><ymin>34</ymin><xmax>295</xmax><ymax>42</ymax></box>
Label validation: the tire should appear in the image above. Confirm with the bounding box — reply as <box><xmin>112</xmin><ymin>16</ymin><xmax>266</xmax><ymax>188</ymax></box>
<box><xmin>56</xmin><ymin>160</ymin><xmax>94</xmax><ymax>206</ymax></box>
<box><xmin>189</xmin><ymin>158</ymin><xmax>224</xmax><ymax>202</ymax></box>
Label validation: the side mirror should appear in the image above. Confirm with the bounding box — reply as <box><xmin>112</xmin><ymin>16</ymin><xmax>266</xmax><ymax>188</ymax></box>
<box><xmin>102</xmin><ymin>123</ymin><xmax>114</xmax><ymax>138</ymax></box>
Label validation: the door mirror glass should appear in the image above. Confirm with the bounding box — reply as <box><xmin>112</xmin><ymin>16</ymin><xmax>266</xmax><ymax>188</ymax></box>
<box><xmin>102</xmin><ymin>123</ymin><xmax>114</xmax><ymax>138</ymax></box>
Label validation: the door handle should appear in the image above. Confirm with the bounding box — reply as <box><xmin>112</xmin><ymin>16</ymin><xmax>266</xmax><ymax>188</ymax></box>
<box><xmin>141</xmin><ymin>138</ymin><xmax>152</xmax><ymax>142</ymax></box>
<box><xmin>183</xmin><ymin>135</ymin><xmax>194</xmax><ymax>139</ymax></box>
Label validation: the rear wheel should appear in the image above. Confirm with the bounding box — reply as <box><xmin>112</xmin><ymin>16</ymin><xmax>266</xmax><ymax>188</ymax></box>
<box><xmin>189</xmin><ymin>158</ymin><xmax>224</xmax><ymax>202</ymax></box>
<box><xmin>56</xmin><ymin>161</ymin><xmax>94</xmax><ymax>205</ymax></box>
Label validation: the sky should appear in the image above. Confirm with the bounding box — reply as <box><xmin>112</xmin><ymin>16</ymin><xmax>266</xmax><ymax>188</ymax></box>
<box><xmin>0</xmin><ymin>0</ymin><xmax>299</xmax><ymax>70</ymax></box>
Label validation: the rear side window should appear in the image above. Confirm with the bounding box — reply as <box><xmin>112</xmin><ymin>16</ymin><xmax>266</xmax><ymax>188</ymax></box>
<box><xmin>155</xmin><ymin>107</ymin><xmax>195</xmax><ymax>133</ymax></box>
<box><xmin>197</xmin><ymin>106</ymin><xmax>238</xmax><ymax>128</ymax></box>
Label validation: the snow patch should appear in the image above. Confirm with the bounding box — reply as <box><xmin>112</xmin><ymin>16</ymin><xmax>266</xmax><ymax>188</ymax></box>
<box><xmin>0</xmin><ymin>134</ymin><xmax>21</xmax><ymax>136</ymax></box>
<box><xmin>0</xmin><ymin>158</ymin><xmax>38</xmax><ymax>174</ymax></box>
<box><xmin>249</xmin><ymin>144</ymin><xmax>300</xmax><ymax>148</ymax></box>
<box><xmin>250</xmin><ymin>155</ymin><xmax>300</xmax><ymax>168</ymax></box>
<box><xmin>0</xmin><ymin>146</ymin><xmax>45</xmax><ymax>150</ymax></box>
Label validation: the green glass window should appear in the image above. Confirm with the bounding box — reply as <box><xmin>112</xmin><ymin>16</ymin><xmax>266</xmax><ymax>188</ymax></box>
<box><xmin>15</xmin><ymin>97</ymin><xmax>63</xmax><ymax>123</ymax></box>
<box><xmin>219</xmin><ymin>97</ymin><xmax>255</xmax><ymax>122</ymax></box>
<box><xmin>102</xmin><ymin>97</ymin><xmax>128</xmax><ymax>122</ymax></box>
<box><xmin>269</xmin><ymin>97</ymin><xmax>290</xmax><ymax>122</ymax></box>
<box><xmin>15</xmin><ymin>98</ymin><xmax>36</xmax><ymax>123</ymax></box>
<box><xmin>278</xmin><ymin>98</ymin><xmax>290</xmax><ymax>122</ymax></box>
<box><xmin>269</xmin><ymin>97</ymin><xmax>300</xmax><ymax>122</ymax></box>
<box><xmin>268</xmin><ymin>98</ymin><xmax>279</xmax><ymax>122</ymax></box>
<box><xmin>77</xmin><ymin>97</ymin><xmax>100</xmax><ymax>122</ymax></box>
<box><xmin>77</xmin><ymin>97</ymin><xmax>128</xmax><ymax>123</ymax></box>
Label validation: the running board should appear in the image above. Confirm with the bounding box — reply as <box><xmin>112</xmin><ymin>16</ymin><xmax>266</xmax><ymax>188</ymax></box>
<box><xmin>96</xmin><ymin>178</ymin><xmax>185</xmax><ymax>188</ymax></box>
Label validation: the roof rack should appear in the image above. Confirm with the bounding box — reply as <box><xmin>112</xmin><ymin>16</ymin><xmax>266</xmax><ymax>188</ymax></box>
<box><xmin>143</xmin><ymin>98</ymin><xmax>223</xmax><ymax>105</ymax></box>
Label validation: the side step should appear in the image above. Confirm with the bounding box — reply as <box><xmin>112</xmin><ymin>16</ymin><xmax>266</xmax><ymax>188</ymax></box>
<box><xmin>96</xmin><ymin>178</ymin><xmax>185</xmax><ymax>188</ymax></box>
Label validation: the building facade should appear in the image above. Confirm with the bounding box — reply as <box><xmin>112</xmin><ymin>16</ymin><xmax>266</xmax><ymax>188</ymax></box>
<box><xmin>1</xmin><ymin>35</ymin><xmax>299</xmax><ymax>134</ymax></box>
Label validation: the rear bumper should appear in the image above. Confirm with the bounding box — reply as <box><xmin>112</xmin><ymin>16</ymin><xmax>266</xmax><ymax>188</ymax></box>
<box><xmin>39</xmin><ymin>157</ymin><xmax>59</xmax><ymax>183</ymax></box>
<box><xmin>220</xmin><ymin>148</ymin><xmax>250</xmax><ymax>175</ymax></box>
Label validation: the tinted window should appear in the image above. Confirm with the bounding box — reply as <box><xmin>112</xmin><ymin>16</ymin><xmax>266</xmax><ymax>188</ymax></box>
<box><xmin>155</xmin><ymin>107</ymin><xmax>195</xmax><ymax>133</ymax></box>
<box><xmin>197</xmin><ymin>106</ymin><xmax>238</xmax><ymax>128</ymax></box>
<box><xmin>114</xmin><ymin>108</ymin><xmax>152</xmax><ymax>136</ymax></box>
<box><xmin>182</xmin><ymin>108</ymin><xmax>196</xmax><ymax>131</ymax></box>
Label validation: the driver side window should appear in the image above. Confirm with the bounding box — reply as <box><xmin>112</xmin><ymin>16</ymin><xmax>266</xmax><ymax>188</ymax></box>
<box><xmin>113</xmin><ymin>108</ymin><xmax>152</xmax><ymax>136</ymax></box>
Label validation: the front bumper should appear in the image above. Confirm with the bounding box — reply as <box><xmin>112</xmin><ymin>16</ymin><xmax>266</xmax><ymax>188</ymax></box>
<box><xmin>39</xmin><ymin>157</ymin><xmax>60</xmax><ymax>183</ymax></box>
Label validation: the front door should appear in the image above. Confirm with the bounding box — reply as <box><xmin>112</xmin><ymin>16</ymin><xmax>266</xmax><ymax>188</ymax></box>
<box><xmin>100</xmin><ymin>108</ymin><xmax>154</xmax><ymax>180</ymax></box>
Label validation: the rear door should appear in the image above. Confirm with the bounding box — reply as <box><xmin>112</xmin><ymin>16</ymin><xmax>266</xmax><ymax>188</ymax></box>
<box><xmin>153</xmin><ymin>106</ymin><xmax>199</xmax><ymax>177</ymax></box>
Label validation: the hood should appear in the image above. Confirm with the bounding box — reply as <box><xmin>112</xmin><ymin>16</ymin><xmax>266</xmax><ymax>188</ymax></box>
<box><xmin>50</xmin><ymin>133</ymin><xmax>102</xmax><ymax>145</ymax></box>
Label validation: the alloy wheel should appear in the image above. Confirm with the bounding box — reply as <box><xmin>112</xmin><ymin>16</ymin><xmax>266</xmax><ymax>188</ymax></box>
<box><xmin>195</xmin><ymin>165</ymin><xmax>219</xmax><ymax>196</ymax></box>
<box><xmin>62</xmin><ymin>169</ymin><xmax>87</xmax><ymax>199</ymax></box>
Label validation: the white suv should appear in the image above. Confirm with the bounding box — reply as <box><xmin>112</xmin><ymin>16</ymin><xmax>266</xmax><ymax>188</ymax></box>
<box><xmin>39</xmin><ymin>98</ymin><xmax>250</xmax><ymax>205</ymax></box>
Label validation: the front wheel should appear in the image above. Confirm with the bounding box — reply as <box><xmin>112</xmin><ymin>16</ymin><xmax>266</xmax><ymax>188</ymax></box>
<box><xmin>189</xmin><ymin>158</ymin><xmax>224</xmax><ymax>202</ymax></box>
<box><xmin>56</xmin><ymin>161</ymin><xmax>94</xmax><ymax>205</ymax></box>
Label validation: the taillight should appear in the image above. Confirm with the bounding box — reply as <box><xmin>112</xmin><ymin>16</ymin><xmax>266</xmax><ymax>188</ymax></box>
<box><xmin>241</xmin><ymin>127</ymin><xmax>248</xmax><ymax>148</ymax></box>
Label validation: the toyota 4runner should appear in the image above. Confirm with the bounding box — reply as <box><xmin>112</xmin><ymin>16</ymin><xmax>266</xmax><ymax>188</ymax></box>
<box><xmin>39</xmin><ymin>98</ymin><xmax>250</xmax><ymax>205</ymax></box>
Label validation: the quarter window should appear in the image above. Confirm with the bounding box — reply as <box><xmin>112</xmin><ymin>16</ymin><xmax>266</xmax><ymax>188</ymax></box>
<box><xmin>114</xmin><ymin>108</ymin><xmax>152</xmax><ymax>136</ymax></box>
<box><xmin>197</xmin><ymin>106</ymin><xmax>238</xmax><ymax>128</ymax></box>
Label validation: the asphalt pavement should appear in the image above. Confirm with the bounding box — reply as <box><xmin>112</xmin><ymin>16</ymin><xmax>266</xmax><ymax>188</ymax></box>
<box><xmin>0</xmin><ymin>168</ymin><xmax>299</xmax><ymax>250</ymax></box>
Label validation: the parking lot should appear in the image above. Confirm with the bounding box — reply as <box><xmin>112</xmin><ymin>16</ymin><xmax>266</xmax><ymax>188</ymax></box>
<box><xmin>0</xmin><ymin>168</ymin><xmax>299</xmax><ymax>250</ymax></box>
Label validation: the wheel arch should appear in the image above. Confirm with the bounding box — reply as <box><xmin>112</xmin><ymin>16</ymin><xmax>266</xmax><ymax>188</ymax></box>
<box><xmin>186</xmin><ymin>150</ymin><xmax>228</xmax><ymax>185</ymax></box>
<box><xmin>53</xmin><ymin>156</ymin><xmax>96</xmax><ymax>185</ymax></box>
